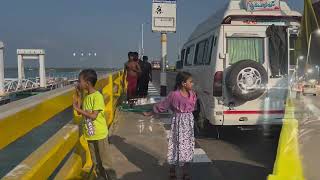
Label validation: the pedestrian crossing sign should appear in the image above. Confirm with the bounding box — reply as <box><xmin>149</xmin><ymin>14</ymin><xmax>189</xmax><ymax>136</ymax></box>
<box><xmin>152</xmin><ymin>0</ymin><xmax>176</xmax><ymax>32</ymax></box>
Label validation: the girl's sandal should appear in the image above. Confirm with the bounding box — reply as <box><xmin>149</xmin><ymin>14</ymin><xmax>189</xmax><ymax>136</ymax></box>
<box><xmin>183</xmin><ymin>174</ymin><xmax>191</xmax><ymax>180</ymax></box>
<box><xmin>169</xmin><ymin>171</ymin><xmax>177</xmax><ymax>180</ymax></box>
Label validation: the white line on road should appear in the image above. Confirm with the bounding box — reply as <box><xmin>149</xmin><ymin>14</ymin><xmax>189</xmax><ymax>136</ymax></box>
<box><xmin>148</xmin><ymin>82</ymin><xmax>160</xmax><ymax>96</ymax></box>
<box><xmin>193</xmin><ymin>148</ymin><xmax>212</xmax><ymax>163</ymax></box>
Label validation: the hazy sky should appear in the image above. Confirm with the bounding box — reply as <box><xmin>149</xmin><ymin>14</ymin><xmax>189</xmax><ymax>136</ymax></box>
<box><xmin>0</xmin><ymin>0</ymin><xmax>303</xmax><ymax>68</ymax></box>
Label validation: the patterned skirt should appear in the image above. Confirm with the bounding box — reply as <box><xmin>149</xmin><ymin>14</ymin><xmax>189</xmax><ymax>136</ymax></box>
<box><xmin>167</xmin><ymin>112</ymin><xmax>195</xmax><ymax>166</ymax></box>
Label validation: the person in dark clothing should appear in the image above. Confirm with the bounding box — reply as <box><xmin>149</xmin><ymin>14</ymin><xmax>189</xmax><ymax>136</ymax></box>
<box><xmin>137</xmin><ymin>56</ymin><xmax>152</xmax><ymax>97</ymax></box>
<box><xmin>266</xmin><ymin>25</ymin><xmax>288</xmax><ymax>77</ymax></box>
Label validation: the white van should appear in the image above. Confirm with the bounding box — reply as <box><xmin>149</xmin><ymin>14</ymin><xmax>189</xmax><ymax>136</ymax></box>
<box><xmin>180</xmin><ymin>0</ymin><xmax>301</xmax><ymax>130</ymax></box>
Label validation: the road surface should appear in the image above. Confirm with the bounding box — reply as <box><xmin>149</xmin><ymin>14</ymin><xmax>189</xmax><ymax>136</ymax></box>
<box><xmin>295</xmin><ymin>95</ymin><xmax>320</xmax><ymax>180</ymax></box>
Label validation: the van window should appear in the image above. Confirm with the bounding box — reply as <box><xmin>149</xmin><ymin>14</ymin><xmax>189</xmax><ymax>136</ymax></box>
<box><xmin>194</xmin><ymin>39</ymin><xmax>208</xmax><ymax>65</ymax></box>
<box><xmin>185</xmin><ymin>45</ymin><xmax>195</xmax><ymax>66</ymax></box>
<box><xmin>227</xmin><ymin>37</ymin><xmax>264</xmax><ymax>64</ymax></box>
<box><xmin>204</xmin><ymin>36</ymin><xmax>214</xmax><ymax>65</ymax></box>
<box><xmin>181</xmin><ymin>49</ymin><xmax>186</xmax><ymax>62</ymax></box>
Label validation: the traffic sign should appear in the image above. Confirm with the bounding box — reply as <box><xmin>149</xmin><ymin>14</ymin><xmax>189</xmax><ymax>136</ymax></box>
<box><xmin>152</xmin><ymin>0</ymin><xmax>176</xmax><ymax>32</ymax></box>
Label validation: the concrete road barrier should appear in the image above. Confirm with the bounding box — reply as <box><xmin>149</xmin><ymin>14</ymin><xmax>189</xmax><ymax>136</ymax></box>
<box><xmin>268</xmin><ymin>99</ymin><xmax>305</xmax><ymax>180</ymax></box>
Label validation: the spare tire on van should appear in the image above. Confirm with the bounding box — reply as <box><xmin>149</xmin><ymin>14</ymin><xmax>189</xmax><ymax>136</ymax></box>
<box><xmin>226</xmin><ymin>60</ymin><xmax>268</xmax><ymax>101</ymax></box>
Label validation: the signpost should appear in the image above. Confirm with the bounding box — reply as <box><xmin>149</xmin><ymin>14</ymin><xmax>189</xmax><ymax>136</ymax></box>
<box><xmin>152</xmin><ymin>0</ymin><xmax>176</xmax><ymax>96</ymax></box>
<box><xmin>0</xmin><ymin>42</ymin><xmax>4</xmax><ymax>96</ymax></box>
<box><xmin>152</xmin><ymin>0</ymin><xmax>177</xmax><ymax>33</ymax></box>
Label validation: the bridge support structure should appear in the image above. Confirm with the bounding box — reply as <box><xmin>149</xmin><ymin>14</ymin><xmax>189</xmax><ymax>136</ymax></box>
<box><xmin>17</xmin><ymin>49</ymin><xmax>46</xmax><ymax>88</ymax></box>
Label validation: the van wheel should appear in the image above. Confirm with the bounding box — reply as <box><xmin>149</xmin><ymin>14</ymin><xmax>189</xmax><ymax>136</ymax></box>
<box><xmin>226</xmin><ymin>60</ymin><xmax>268</xmax><ymax>101</ymax></box>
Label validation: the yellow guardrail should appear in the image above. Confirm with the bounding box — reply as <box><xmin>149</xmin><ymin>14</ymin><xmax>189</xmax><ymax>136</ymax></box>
<box><xmin>0</xmin><ymin>87</ymin><xmax>74</xmax><ymax>149</ymax></box>
<box><xmin>1</xmin><ymin>71</ymin><xmax>125</xmax><ymax>180</ymax></box>
<box><xmin>268</xmin><ymin>99</ymin><xmax>305</xmax><ymax>180</ymax></box>
<box><xmin>2</xmin><ymin>124</ymin><xmax>79</xmax><ymax>180</ymax></box>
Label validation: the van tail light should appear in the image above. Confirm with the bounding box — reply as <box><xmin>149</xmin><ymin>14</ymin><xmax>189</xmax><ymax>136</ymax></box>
<box><xmin>213</xmin><ymin>71</ymin><xmax>223</xmax><ymax>97</ymax></box>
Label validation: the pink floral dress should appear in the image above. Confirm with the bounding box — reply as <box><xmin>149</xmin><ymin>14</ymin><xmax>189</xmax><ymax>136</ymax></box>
<box><xmin>153</xmin><ymin>90</ymin><xmax>197</xmax><ymax>166</ymax></box>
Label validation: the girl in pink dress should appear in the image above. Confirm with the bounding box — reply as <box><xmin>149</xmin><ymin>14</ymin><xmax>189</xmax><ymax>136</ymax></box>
<box><xmin>145</xmin><ymin>71</ymin><xmax>196</xmax><ymax>180</ymax></box>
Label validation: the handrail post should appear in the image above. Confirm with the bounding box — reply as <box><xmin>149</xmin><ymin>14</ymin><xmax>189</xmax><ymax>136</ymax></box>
<box><xmin>103</xmin><ymin>74</ymin><xmax>114</xmax><ymax>126</ymax></box>
<box><xmin>118</xmin><ymin>71</ymin><xmax>123</xmax><ymax>95</ymax></box>
<box><xmin>114</xmin><ymin>71</ymin><xmax>121</xmax><ymax>97</ymax></box>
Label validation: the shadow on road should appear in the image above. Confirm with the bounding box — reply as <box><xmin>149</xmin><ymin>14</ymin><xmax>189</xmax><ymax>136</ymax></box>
<box><xmin>213</xmin><ymin>160</ymin><xmax>270</xmax><ymax>180</ymax></box>
<box><xmin>111</xmin><ymin>133</ymin><xmax>271</xmax><ymax>180</ymax></box>
<box><xmin>195</xmin><ymin>126</ymin><xmax>280</xmax><ymax>180</ymax></box>
<box><xmin>110</xmin><ymin>135</ymin><xmax>168</xmax><ymax>180</ymax></box>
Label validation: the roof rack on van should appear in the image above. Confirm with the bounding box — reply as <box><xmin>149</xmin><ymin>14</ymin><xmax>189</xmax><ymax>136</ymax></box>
<box><xmin>186</xmin><ymin>0</ymin><xmax>301</xmax><ymax>42</ymax></box>
<box><xmin>222</xmin><ymin>15</ymin><xmax>301</xmax><ymax>24</ymax></box>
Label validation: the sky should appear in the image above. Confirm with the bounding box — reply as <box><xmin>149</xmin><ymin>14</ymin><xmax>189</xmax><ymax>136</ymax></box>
<box><xmin>0</xmin><ymin>0</ymin><xmax>304</xmax><ymax>68</ymax></box>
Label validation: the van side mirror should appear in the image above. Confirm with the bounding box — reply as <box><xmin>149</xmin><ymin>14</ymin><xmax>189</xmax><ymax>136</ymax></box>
<box><xmin>219</xmin><ymin>53</ymin><xmax>229</xmax><ymax>69</ymax></box>
<box><xmin>219</xmin><ymin>53</ymin><xmax>226</xmax><ymax>59</ymax></box>
<box><xmin>224</xmin><ymin>53</ymin><xmax>229</xmax><ymax>69</ymax></box>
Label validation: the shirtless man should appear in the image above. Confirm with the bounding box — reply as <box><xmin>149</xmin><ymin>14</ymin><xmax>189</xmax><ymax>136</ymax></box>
<box><xmin>123</xmin><ymin>52</ymin><xmax>141</xmax><ymax>100</ymax></box>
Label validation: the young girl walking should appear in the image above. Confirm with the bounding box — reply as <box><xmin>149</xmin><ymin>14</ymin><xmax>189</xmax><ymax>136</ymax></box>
<box><xmin>144</xmin><ymin>71</ymin><xmax>196</xmax><ymax>180</ymax></box>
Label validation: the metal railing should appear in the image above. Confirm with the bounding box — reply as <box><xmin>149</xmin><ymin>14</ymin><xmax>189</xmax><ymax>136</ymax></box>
<box><xmin>4</xmin><ymin>78</ymin><xmax>39</xmax><ymax>93</ymax></box>
<box><xmin>0</xmin><ymin>70</ymin><xmax>124</xmax><ymax>180</ymax></box>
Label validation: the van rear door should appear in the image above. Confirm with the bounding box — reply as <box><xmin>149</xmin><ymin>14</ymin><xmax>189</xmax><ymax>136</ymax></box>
<box><xmin>221</xmin><ymin>25</ymin><xmax>287</xmax><ymax>125</ymax></box>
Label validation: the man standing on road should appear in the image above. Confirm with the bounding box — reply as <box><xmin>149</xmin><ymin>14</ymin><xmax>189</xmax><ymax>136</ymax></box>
<box><xmin>134</xmin><ymin>52</ymin><xmax>143</xmax><ymax>97</ymax></box>
<box><xmin>123</xmin><ymin>52</ymin><xmax>141</xmax><ymax>101</ymax></box>
<box><xmin>137</xmin><ymin>56</ymin><xmax>152</xmax><ymax>97</ymax></box>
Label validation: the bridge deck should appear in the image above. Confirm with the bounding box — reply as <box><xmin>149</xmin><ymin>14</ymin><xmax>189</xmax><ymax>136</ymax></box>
<box><xmin>108</xmin><ymin>82</ymin><xmax>222</xmax><ymax>180</ymax></box>
<box><xmin>0</xmin><ymin>71</ymin><xmax>279</xmax><ymax>180</ymax></box>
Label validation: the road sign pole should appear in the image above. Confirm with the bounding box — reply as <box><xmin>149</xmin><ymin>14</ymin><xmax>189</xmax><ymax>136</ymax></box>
<box><xmin>0</xmin><ymin>42</ymin><xmax>4</xmax><ymax>96</ymax></box>
<box><xmin>160</xmin><ymin>32</ymin><xmax>167</xmax><ymax>96</ymax></box>
<box><xmin>142</xmin><ymin>23</ymin><xmax>144</xmax><ymax>58</ymax></box>
<box><xmin>152</xmin><ymin>0</ymin><xmax>176</xmax><ymax>96</ymax></box>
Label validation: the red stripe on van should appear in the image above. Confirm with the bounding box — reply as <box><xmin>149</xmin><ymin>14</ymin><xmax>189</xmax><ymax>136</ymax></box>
<box><xmin>223</xmin><ymin>110</ymin><xmax>285</xmax><ymax>115</ymax></box>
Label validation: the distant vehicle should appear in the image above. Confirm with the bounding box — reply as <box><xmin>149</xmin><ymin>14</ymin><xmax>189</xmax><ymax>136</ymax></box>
<box><xmin>308</xmin><ymin>79</ymin><xmax>318</xmax><ymax>85</ymax></box>
<box><xmin>151</xmin><ymin>61</ymin><xmax>161</xmax><ymax>70</ymax></box>
<box><xmin>180</xmin><ymin>0</ymin><xmax>301</xmax><ymax>130</ymax></box>
<box><xmin>294</xmin><ymin>82</ymin><xmax>303</xmax><ymax>93</ymax></box>
<box><xmin>167</xmin><ymin>65</ymin><xmax>176</xmax><ymax>71</ymax></box>
<box><xmin>302</xmin><ymin>84</ymin><xmax>317</xmax><ymax>96</ymax></box>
